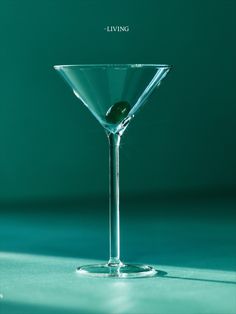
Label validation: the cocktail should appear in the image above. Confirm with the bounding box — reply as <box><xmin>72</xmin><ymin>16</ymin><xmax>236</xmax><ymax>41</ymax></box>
<box><xmin>54</xmin><ymin>64</ymin><xmax>172</xmax><ymax>278</ymax></box>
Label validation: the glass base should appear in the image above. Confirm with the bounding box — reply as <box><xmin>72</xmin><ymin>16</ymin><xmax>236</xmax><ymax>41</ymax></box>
<box><xmin>76</xmin><ymin>263</ymin><xmax>157</xmax><ymax>278</ymax></box>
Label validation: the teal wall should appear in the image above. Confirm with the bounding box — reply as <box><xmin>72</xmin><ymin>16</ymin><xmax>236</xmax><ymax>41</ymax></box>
<box><xmin>0</xmin><ymin>0</ymin><xmax>235</xmax><ymax>204</ymax></box>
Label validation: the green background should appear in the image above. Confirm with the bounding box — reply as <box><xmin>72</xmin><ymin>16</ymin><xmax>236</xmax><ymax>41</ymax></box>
<box><xmin>0</xmin><ymin>0</ymin><xmax>235</xmax><ymax>206</ymax></box>
<box><xmin>0</xmin><ymin>1</ymin><xmax>236</xmax><ymax>314</ymax></box>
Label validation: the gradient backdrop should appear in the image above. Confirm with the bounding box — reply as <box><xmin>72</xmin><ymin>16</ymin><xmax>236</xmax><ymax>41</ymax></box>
<box><xmin>0</xmin><ymin>0</ymin><xmax>235</xmax><ymax>206</ymax></box>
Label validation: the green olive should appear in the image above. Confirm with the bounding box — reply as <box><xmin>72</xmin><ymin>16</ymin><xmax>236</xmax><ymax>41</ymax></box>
<box><xmin>105</xmin><ymin>101</ymin><xmax>131</xmax><ymax>124</ymax></box>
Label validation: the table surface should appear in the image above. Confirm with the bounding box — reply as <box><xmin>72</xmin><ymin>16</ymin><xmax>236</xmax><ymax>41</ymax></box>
<box><xmin>0</xmin><ymin>199</ymin><xmax>236</xmax><ymax>314</ymax></box>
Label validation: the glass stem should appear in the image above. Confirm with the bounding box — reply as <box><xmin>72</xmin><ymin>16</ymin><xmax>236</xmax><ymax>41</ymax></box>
<box><xmin>107</xmin><ymin>132</ymin><xmax>122</xmax><ymax>266</ymax></box>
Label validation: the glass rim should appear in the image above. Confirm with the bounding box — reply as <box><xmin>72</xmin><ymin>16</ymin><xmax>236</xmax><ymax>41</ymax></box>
<box><xmin>54</xmin><ymin>63</ymin><xmax>172</xmax><ymax>70</ymax></box>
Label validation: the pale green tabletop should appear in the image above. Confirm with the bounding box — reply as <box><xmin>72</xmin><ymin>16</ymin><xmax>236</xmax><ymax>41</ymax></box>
<box><xmin>0</xmin><ymin>200</ymin><xmax>236</xmax><ymax>314</ymax></box>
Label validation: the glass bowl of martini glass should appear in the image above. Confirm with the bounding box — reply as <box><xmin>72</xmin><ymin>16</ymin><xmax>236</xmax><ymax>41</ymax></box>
<box><xmin>54</xmin><ymin>64</ymin><xmax>172</xmax><ymax>278</ymax></box>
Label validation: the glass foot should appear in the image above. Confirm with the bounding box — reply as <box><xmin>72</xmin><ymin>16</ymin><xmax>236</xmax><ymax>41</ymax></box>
<box><xmin>76</xmin><ymin>263</ymin><xmax>157</xmax><ymax>278</ymax></box>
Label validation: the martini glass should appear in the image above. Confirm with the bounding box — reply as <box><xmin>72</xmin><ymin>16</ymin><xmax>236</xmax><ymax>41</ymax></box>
<box><xmin>54</xmin><ymin>64</ymin><xmax>172</xmax><ymax>278</ymax></box>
